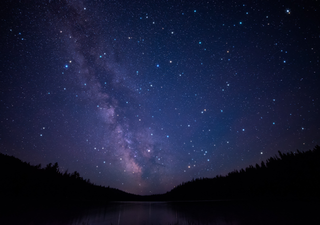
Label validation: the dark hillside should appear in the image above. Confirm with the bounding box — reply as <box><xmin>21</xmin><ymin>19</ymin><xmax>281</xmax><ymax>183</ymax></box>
<box><xmin>2</xmin><ymin>145</ymin><xmax>320</xmax><ymax>206</ymax></box>
<box><xmin>165</xmin><ymin>146</ymin><xmax>320</xmax><ymax>201</ymax></box>
<box><xmin>0</xmin><ymin>153</ymin><xmax>139</xmax><ymax>208</ymax></box>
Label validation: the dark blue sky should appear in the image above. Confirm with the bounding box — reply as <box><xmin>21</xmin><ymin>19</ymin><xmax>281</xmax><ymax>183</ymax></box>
<box><xmin>1</xmin><ymin>0</ymin><xmax>319</xmax><ymax>195</ymax></box>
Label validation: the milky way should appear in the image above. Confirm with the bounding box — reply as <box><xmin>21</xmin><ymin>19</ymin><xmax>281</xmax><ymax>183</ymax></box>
<box><xmin>1</xmin><ymin>0</ymin><xmax>320</xmax><ymax>194</ymax></box>
<box><xmin>45</xmin><ymin>0</ymin><xmax>177</xmax><ymax>194</ymax></box>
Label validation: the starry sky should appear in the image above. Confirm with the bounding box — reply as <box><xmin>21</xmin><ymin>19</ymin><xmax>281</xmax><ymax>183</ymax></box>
<box><xmin>1</xmin><ymin>0</ymin><xmax>319</xmax><ymax>195</ymax></box>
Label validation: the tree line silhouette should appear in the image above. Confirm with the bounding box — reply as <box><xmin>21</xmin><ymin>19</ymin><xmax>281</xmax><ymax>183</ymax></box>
<box><xmin>0</xmin><ymin>153</ymin><xmax>139</xmax><ymax>208</ymax></box>
<box><xmin>1</xmin><ymin>145</ymin><xmax>320</xmax><ymax>207</ymax></box>
<box><xmin>164</xmin><ymin>145</ymin><xmax>320</xmax><ymax>201</ymax></box>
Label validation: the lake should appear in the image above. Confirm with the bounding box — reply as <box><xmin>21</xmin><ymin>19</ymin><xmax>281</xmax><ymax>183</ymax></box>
<box><xmin>1</xmin><ymin>200</ymin><xmax>318</xmax><ymax>225</ymax></box>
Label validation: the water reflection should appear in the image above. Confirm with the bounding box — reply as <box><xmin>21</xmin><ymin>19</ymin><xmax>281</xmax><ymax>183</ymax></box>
<box><xmin>72</xmin><ymin>202</ymin><xmax>180</xmax><ymax>225</ymax></box>
<box><xmin>2</xmin><ymin>201</ymin><xmax>318</xmax><ymax>225</ymax></box>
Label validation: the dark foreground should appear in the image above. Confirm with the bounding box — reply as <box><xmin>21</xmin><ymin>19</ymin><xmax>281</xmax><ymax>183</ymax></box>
<box><xmin>1</xmin><ymin>147</ymin><xmax>320</xmax><ymax>224</ymax></box>
<box><xmin>1</xmin><ymin>200</ymin><xmax>319</xmax><ymax>225</ymax></box>
<box><xmin>2</xmin><ymin>147</ymin><xmax>320</xmax><ymax>206</ymax></box>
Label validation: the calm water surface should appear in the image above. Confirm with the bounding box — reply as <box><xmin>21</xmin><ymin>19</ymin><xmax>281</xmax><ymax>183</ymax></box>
<box><xmin>2</xmin><ymin>200</ymin><xmax>318</xmax><ymax>225</ymax></box>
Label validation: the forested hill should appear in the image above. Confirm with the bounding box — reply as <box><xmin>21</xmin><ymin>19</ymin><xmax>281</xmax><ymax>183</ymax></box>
<box><xmin>165</xmin><ymin>146</ymin><xmax>320</xmax><ymax>201</ymax></box>
<box><xmin>2</xmin><ymin>146</ymin><xmax>320</xmax><ymax>206</ymax></box>
<box><xmin>0</xmin><ymin>153</ymin><xmax>139</xmax><ymax>208</ymax></box>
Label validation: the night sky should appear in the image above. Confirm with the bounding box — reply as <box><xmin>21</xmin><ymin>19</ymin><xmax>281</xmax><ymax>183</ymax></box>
<box><xmin>1</xmin><ymin>0</ymin><xmax>319</xmax><ymax>195</ymax></box>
